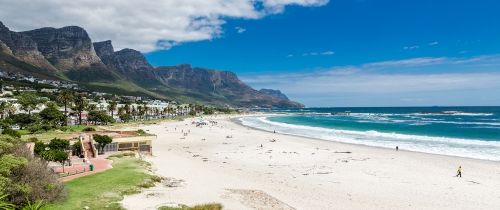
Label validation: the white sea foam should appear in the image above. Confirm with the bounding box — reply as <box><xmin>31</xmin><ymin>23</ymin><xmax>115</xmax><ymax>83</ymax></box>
<box><xmin>239</xmin><ymin>116</ymin><xmax>500</xmax><ymax>161</ymax></box>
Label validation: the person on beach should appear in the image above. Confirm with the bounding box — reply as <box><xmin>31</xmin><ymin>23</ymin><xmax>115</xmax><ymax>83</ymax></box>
<box><xmin>456</xmin><ymin>166</ymin><xmax>462</xmax><ymax>177</ymax></box>
<box><xmin>396</xmin><ymin>146</ymin><xmax>399</xmax><ymax>151</ymax></box>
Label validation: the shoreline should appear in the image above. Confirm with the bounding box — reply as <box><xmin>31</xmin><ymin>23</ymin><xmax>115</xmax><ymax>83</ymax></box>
<box><xmin>233</xmin><ymin>114</ymin><xmax>500</xmax><ymax>163</ymax></box>
<box><xmin>122</xmin><ymin>115</ymin><xmax>500</xmax><ymax>210</ymax></box>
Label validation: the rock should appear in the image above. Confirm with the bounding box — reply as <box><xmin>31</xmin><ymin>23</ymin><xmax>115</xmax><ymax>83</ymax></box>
<box><xmin>20</xmin><ymin>26</ymin><xmax>102</xmax><ymax>70</ymax></box>
<box><xmin>93</xmin><ymin>40</ymin><xmax>114</xmax><ymax>58</ymax></box>
<box><xmin>0</xmin><ymin>21</ymin><xmax>56</xmax><ymax>70</ymax></box>
<box><xmin>259</xmin><ymin>89</ymin><xmax>289</xmax><ymax>100</ymax></box>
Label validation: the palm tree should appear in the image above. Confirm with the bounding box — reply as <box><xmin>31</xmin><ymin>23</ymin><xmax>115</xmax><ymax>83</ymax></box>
<box><xmin>89</xmin><ymin>104</ymin><xmax>98</xmax><ymax>111</ymax></box>
<box><xmin>57</xmin><ymin>90</ymin><xmax>74</xmax><ymax>118</ymax></box>
<box><xmin>142</xmin><ymin>104</ymin><xmax>149</xmax><ymax>120</ymax></box>
<box><xmin>163</xmin><ymin>106</ymin><xmax>170</xmax><ymax>117</ymax></box>
<box><xmin>108</xmin><ymin>101</ymin><xmax>117</xmax><ymax>118</ymax></box>
<box><xmin>131</xmin><ymin>106</ymin><xmax>137</xmax><ymax>121</ymax></box>
<box><xmin>73</xmin><ymin>95</ymin><xmax>88</xmax><ymax>125</ymax></box>
<box><xmin>117</xmin><ymin>107</ymin><xmax>125</xmax><ymax>116</ymax></box>
<box><xmin>137</xmin><ymin>105</ymin><xmax>144</xmax><ymax>120</ymax></box>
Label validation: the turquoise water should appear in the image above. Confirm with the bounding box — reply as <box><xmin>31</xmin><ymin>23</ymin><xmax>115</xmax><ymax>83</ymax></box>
<box><xmin>239</xmin><ymin>107</ymin><xmax>500</xmax><ymax>161</ymax></box>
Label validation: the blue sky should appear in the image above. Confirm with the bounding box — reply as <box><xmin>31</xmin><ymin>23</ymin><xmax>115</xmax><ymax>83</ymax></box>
<box><xmin>143</xmin><ymin>0</ymin><xmax>500</xmax><ymax>107</ymax></box>
<box><xmin>146</xmin><ymin>0</ymin><xmax>500</xmax><ymax>72</ymax></box>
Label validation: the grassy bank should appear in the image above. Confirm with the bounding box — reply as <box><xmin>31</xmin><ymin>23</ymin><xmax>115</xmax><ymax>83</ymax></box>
<box><xmin>46</xmin><ymin>154</ymin><xmax>161</xmax><ymax>210</ymax></box>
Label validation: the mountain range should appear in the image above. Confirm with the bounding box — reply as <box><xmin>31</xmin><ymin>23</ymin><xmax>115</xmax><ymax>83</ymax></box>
<box><xmin>0</xmin><ymin>21</ymin><xmax>303</xmax><ymax>108</ymax></box>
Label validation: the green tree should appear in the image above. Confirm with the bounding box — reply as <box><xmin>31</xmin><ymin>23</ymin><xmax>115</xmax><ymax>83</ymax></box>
<box><xmin>88</xmin><ymin>111</ymin><xmax>114</xmax><ymax>125</ymax></box>
<box><xmin>9</xmin><ymin>113</ymin><xmax>37</xmax><ymax>130</ymax></box>
<box><xmin>40</xmin><ymin>150</ymin><xmax>68</xmax><ymax>172</ymax></box>
<box><xmin>72</xmin><ymin>141</ymin><xmax>82</xmax><ymax>157</ymax></box>
<box><xmin>72</xmin><ymin>95</ymin><xmax>87</xmax><ymax>125</ymax></box>
<box><xmin>15</xmin><ymin>93</ymin><xmax>41</xmax><ymax>115</ymax></box>
<box><xmin>119</xmin><ymin>113</ymin><xmax>132</xmax><ymax>123</ymax></box>
<box><xmin>56</xmin><ymin>90</ymin><xmax>73</xmax><ymax>122</ymax></box>
<box><xmin>108</xmin><ymin>101</ymin><xmax>117</xmax><ymax>119</ymax></box>
<box><xmin>39</xmin><ymin>106</ymin><xmax>66</xmax><ymax>128</ymax></box>
<box><xmin>93</xmin><ymin>134</ymin><xmax>112</xmax><ymax>155</ymax></box>
<box><xmin>48</xmin><ymin>138</ymin><xmax>69</xmax><ymax>151</ymax></box>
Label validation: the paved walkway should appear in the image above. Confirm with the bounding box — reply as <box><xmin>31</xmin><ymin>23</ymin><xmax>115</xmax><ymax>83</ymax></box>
<box><xmin>58</xmin><ymin>157</ymin><xmax>113</xmax><ymax>182</ymax></box>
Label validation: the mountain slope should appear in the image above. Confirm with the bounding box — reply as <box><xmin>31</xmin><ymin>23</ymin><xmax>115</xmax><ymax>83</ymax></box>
<box><xmin>0</xmin><ymin>21</ymin><xmax>304</xmax><ymax>108</ymax></box>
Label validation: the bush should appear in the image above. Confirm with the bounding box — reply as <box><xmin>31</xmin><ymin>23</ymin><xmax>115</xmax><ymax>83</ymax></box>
<box><xmin>2</xmin><ymin>128</ymin><xmax>21</xmax><ymax>138</ymax></box>
<box><xmin>72</xmin><ymin>141</ymin><xmax>82</xmax><ymax>157</ymax></box>
<box><xmin>1</xmin><ymin>137</ymin><xmax>66</xmax><ymax>207</ymax></box>
<box><xmin>82</xmin><ymin>127</ymin><xmax>96</xmax><ymax>132</ymax></box>
<box><xmin>136</xmin><ymin>129</ymin><xmax>146</xmax><ymax>135</ymax></box>
<box><xmin>33</xmin><ymin>142</ymin><xmax>46</xmax><ymax>155</ymax></box>
<box><xmin>48</xmin><ymin>138</ymin><xmax>69</xmax><ymax>151</ymax></box>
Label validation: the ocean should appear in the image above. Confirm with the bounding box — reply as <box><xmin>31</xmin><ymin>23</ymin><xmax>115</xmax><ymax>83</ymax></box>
<box><xmin>239</xmin><ymin>107</ymin><xmax>500</xmax><ymax>161</ymax></box>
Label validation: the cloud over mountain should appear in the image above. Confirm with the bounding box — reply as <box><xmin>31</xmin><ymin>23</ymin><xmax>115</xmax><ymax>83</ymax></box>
<box><xmin>0</xmin><ymin>0</ymin><xmax>328</xmax><ymax>52</ymax></box>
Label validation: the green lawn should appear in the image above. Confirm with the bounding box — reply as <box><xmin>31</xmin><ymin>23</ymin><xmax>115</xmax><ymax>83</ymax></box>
<box><xmin>46</xmin><ymin>156</ymin><xmax>161</xmax><ymax>210</ymax></box>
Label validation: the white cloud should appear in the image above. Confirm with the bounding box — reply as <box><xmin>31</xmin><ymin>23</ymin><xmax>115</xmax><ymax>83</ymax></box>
<box><xmin>242</xmin><ymin>55</ymin><xmax>500</xmax><ymax>107</ymax></box>
<box><xmin>364</xmin><ymin>57</ymin><xmax>448</xmax><ymax>68</ymax></box>
<box><xmin>0</xmin><ymin>0</ymin><xmax>329</xmax><ymax>52</ymax></box>
<box><xmin>235</xmin><ymin>26</ymin><xmax>247</xmax><ymax>33</ymax></box>
<box><xmin>403</xmin><ymin>45</ymin><xmax>420</xmax><ymax>50</ymax></box>
<box><xmin>321</xmin><ymin>51</ymin><xmax>335</xmax><ymax>55</ymax></box>
<box><xmin>428</xmin><ymin>41</ymin><xmax>439</xmax><ymax>46</ymax></box>
<box><xmin>297</xmin><ymin>50</ymin><xmax>334</xmax><ymax>57</ymax></box>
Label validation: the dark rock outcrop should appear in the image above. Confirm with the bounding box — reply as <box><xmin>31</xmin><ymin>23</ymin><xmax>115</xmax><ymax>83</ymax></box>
<box><xmin>155</xmin><ymin>65</ymin><xmax>304</xmax><ymax>108</ymax></box>
<box><xmin>20</xmin><ymin>26</ymin><xmax>102</xmax><ymax>70</ymax></box>
<box><xmin>0</xmin><ymin>21</ymin><xmax>55</xmax><ymax>70</ymax></box>
<box><xmin>93</xmin><ymin>40</ymin><xmax>114</xmax><ymax>58</ymax></box>
<box><xmin>259</xmin><ymin>89</ymin><xmax>289</xmax><ymax>100</ymax></box>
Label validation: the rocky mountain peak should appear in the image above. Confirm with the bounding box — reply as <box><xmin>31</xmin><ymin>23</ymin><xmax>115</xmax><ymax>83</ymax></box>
<box><xmin>93</xmin><ymin>40</ymin><xmax>114</xmax><ymax>58</ymax></box>
<box><xmin>259</xmin><ymin>89</ymin><xmax>290</xmax><ymax>100</ymax></box>
<box><xmin>112</xmin><ymin>48</ymin><xmax>153</xmax><ymax>70</ymax></box>
<box><xmin>20</xmin><ymin>26</ymin><xmax>102</xmax><ymax>70</ymax></box>
<box><xmin>0</xmin><ymin>20</ymin><xmax>304</xmax><ymax>108</ymax></box>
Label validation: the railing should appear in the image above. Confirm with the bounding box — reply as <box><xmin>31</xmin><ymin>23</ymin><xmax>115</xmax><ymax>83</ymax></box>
<box><xmin>58</xmin><ymin>167</ymin><xmax>89</xmax><ymax>178</ymax></box>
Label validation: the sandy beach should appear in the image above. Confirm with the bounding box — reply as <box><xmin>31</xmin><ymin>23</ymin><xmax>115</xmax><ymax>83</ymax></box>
<box><xmin>122</xmin><ymin>115</ymin><xmax>500</xmax><ymax>210</ymax></box>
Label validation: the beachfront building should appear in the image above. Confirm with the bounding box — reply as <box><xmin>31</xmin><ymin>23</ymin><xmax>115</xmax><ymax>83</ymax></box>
<box><xmin>97</xmin><ymin>131</ymin><xmax>156</xmax><ymax>155</ymax></box>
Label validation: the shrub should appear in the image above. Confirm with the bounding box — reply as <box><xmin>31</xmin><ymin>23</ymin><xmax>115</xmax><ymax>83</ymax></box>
<box><xmin>136</xmin><ymin>129</ymin><xmax>146</xmax><ymax>135</ymax></box>
<box><xmin>2</xmin><ymin>128</ymin><xmax>21</xmax><ymax>138</ymax></box>
<box><xmin>48</xmin><ymin>138</ymin><xmax>69</xmax><ymax>151</ymax></box>
<box><xmin>72</xmin><ymin>141</ymin><xmax>82</xmax><ymax>157</ymax></box>
<box><xmin>33</xmin><ymin>142</ymin><xmax>46</xmax><ymax>155</ymax></box>
<box><xmin>82</xmin><ymin>127</ymin><xmax>96</xmax><ymax>132</ymax></box>
<box><xmin>2</xmin><ymin>138</ymin><xmax>66</xmax><ymax>207</ymax></box>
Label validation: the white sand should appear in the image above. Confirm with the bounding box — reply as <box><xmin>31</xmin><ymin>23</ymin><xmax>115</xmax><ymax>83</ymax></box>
<box><xmin>122</xmin><ymin>115</ymin><xmax>500</xmax><ymax>210</ymax></box>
